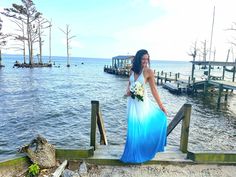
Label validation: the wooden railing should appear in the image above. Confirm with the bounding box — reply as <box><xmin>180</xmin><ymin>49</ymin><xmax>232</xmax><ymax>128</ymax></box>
<box><xmin>90</xmin><ymin>101</ymin><xmax>108</xmax><ymax>150</ymax></box>
<box><xmin>167</xmin><ymin>103</ymin><xmax>192</xmax><ymax>153</ymax></box>
<box><xmin>90</xmin><ymin>100</ymin><xmax>192</xmax><ymax>153</ymax></box>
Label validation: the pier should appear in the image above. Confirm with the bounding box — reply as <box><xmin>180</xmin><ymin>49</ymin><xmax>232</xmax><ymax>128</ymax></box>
<box><xmin>1</xmin><ymin>100</ymin><xmax>235</xmax><ymax>177</ymax></box>
<box><xmin>103</xmin><ymin>58</ymin><xmax>236</xmax><ymax>107</ymax></box>
<box><xmin>156</xmin><ymin>61</ymin><xmax>236</xmax><ymax>108</ymax></box>
<box><xmin>104</xmin><ymin>55</ymin><xmax>134</xmax><ymax>77</ymax></box>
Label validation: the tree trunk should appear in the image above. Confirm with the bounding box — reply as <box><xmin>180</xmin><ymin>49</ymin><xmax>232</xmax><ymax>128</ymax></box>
<box><xmin>49</xmin><ymin>20</ymin><xmax>52</xmax><ymax>63</ymax></box>
<box><xmin>27</xmin><ymin>18</ymin><xmax>32</xmax><ymax>65</ymax></box>
<box><xmin>39</xmin><ymin>36</ymin><xmax>42</xmax><ymax>64</ymax></box>
<box><xmin>66</xmin><ymin>25</ymin><xmax>70</xmax><ymax>67</ymax></box>
<box><xmin>0</xmin><ymin>49</ymin><xmax>2</xmax><ymax>66</ymax></box>
<box><xmin>38</xmin><ymin>21</ymin><xmax>42</xmax><ymax>64</ymax></box>
<box><xmin>23</xmin><ymin>47</ymin><xmax>26</xmax><ymax>64</ymax></box>
<box><xmin>30</xmin><ymin>42</ymin><xmax>33</xmax><ymax>65</ymax></box>
<box><xmin>22</xmin><ymin>21</ymin><xmax>26</xmax><ymax>64</ymax></box>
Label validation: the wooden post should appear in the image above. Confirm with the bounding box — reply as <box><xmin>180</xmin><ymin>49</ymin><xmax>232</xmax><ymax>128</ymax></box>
<box><xmin>217</xmin><ymin>84</ymin><xmax>223</xmax><ymax>108</ymax></box>
<box><xmin>222</xmin><ymin>66</ymin><xmax>225</xmax><ymax>80</ymax></box>
<box><xmin>164</xmin><ymin>73</ymin><xmax>167</xmax><ymax>83</ymax></box>
<box><xmin>232</xmin><ymin>66</ymin><xmax>236</xmax><ymax>82</ymax></box>
<box><xmin>191</xmin><ymin>63</ymin><xmax>195</xmax><ymax>80</ymax></box>
<box><xmin>225</xmin><ymin>88</ymin><xmax>228</xmax><ymax>102</ymax></box>
<box><xmin>188</xmin><ymin>76</ymin><xmax>190</xmax><ymax>86</ymax></box>
<box><xmin>90</xmin><ymin>101</ymin><xmax>99</xmax><ymax>149</ymax></box>
<box><xmin>175</xmin><ymin>73</ymin><xmax>178</xmax><ymax>81</ymax></box>
<box><xmin>180</xmin><ymin>104</ymin><xmax>192</xmax><ymax>153</ymax></box>
<box><xmin>157</xmin><ymin>71</ymin><xmax>159</xmax><ymax>85</ymax></box>
<box><xmin>208</xmin><ymin>64</ymin><xmax>212</xmax><ymax>80</ymax></box>
<box><xmin>170</xmin><ymin>72</ymin><xmax>172</xmax><ymax>77</ymax></box>
<box><xmin>177</xmin><ymin>73</ymin><xmax>180</xmax><ymax>78</ymax></box>
<box><xmin>204</xmin><ymin>81</ymin><xmax>208</xmax><ymax>95</ymax></box>
<box><xmin>193</xmin><ymin>78</ymin><xmax>196</xmax><ymax>93</ymax></box>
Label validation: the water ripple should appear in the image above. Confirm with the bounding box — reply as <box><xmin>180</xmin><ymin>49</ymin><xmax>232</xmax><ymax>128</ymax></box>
<box><xmin>0</xmin><ymin>56</ymin><xmax>235</xmax><ymax>160</ymax></box>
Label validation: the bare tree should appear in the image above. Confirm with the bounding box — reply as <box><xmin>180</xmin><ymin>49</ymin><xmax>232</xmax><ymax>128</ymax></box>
<box><xmin>36</xmin><ymin>17</ymin><xmax>50</xmax><ymax>64</ymax></box>
<box><xmin>8</xmin><ymin>19</ymin><xmax>27</xmax><ymax>63</ymax></box>
<box><xmin>227</xmin><ymin>22</ymin><xmax>236</xmax><ymax>47</ymax></box>
<box><xmin>1</xmin><ymin>0</ymin><xmax>41</xmax><ymax>65</ymax></box>
<box><xmin>188</xmin><ymin>41</ymin><xmax>198</xmax><ymax>61</ymax></box>
<box><xmin>59</xmin><ymin>25</ymin><xmax>76</xmax><ymax>67</ymax></box>
<box><xmin>0</xmin><ymin>17</ymin><xmax>9</xmax><ymax>67</ymax></box>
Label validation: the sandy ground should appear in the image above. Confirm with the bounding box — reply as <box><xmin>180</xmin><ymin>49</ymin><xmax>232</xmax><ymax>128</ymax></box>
<box><xmin>82</xmin><ymin>164</ymin><xmax>236</xmax><ymax>177</ymax></box>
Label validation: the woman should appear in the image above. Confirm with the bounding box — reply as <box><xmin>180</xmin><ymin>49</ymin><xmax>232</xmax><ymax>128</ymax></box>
<box><xmin>120</xmin><ymin>49</ymin><xmax>167</xmax><ymax>163</ymax></box>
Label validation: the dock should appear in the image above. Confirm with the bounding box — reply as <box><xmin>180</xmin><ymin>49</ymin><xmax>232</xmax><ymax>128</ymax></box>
<box><xmin>156</xmin><ymin>60</ymin><xmax>236</xmax><ymax>108</ymax></box>
<box><xmin>1</xmin><ymin>101</ymin><xmax>235</xmax><ymax>177</ymax></box>
<box><xmin>104</xmin><ymin>55</ymin><xmax>134</xmax><ymax>77</ymax></box>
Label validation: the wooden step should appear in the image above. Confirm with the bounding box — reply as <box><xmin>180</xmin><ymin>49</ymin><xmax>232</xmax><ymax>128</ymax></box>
<box><xmin>86</xmin><ymin>145</ymin><xmax>193</xmax><ymax>165</ymax></box>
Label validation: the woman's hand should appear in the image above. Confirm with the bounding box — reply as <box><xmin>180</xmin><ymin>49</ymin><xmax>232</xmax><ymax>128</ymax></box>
<box><xmin>124</xmin><ymin>90</ymin><xmax>131</xmax><ymax>97</ymax></box>
<box><xmin>160</xmin><ymin>106</ymin><xmax>167</xmax><ymax>115</ymax></box>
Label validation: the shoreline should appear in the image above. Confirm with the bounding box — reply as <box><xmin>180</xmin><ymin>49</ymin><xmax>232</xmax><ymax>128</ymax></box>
<box><xmin>83</xmin><ymin>163</ymin><xmax>236</xmax><ymax>177</ymax></box>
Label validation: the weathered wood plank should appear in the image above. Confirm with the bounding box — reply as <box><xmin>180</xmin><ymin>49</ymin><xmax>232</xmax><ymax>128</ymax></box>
<box><xmin>86</xmin><ymin>145</ymin><xmax>193</xmax><ymax>166</ymax></box>
<box><xmin>191</xmin><ymin>61</ymin><xmax>236</xmax><ymax>67</ymax></box>
<box><xmin>90</xmin><ymin>101</ymin><xmax>98</xmax><ymax>149</ymax></box>
<box><xmin>0</xmin><ymin>156</ymin><xmax>30</xmax><ymax>177</ymax></box>
<box><xmin>187</xmin><ymin>151</ymin><xmax>236</xmax><ymax>164</ymax></box>
<box><xmin>167</xmin><ymin>105</ymin><xmax>184</xmax><ymax>136</ymax></box>
<box><xmin>56</xmin><ymin>148</ymin><xmax>94</xmax><ymax>160</ymax></box>
<box><xmin>180</xmin><ymin>104</ymin><xmax>192</xmax><ymax>153</ymax></box>
<box><xmin>51</xmin><ymin>160</ymin><xmax>67</xmax><ymax>177</ymax></box>
<box><xmin>97</xmin><ymin>110</ymin><xmax>108</xmax><ymax>145</ymax></box>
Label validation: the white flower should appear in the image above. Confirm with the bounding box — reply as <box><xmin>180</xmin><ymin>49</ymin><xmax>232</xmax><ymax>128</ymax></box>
<box><xmin>130</xmin><ymin>81</ymin><xmax>144</xmax><ymax>101</ymax></box>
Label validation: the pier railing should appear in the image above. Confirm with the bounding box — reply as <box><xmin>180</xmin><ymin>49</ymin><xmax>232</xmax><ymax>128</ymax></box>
<box><xmin>90</xmin><ymin>101</ymin><xmax>108</xmax><ymax>150</ymax></box>
<box><xmin>90</xmin><ymin>100</ymin><xmax>192</xmax><ymax>153</ymax></box>
<box><xmin>167</xmin><ymin>103</ymin><xmax>192</xmax><ymax>153</ymax></box>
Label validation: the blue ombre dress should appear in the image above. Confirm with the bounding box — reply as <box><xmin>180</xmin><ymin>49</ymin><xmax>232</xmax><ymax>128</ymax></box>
<box><xmin>120</xmin><ymin>71</ymin><xmax>167</xmax><ymax>163</ymax></box>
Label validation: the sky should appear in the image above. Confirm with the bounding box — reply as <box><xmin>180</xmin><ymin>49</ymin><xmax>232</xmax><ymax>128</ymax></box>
<box><xmin>1</xmin><ymin>0</ymin><xmax>236</xmax><ymax>61</ymax></box>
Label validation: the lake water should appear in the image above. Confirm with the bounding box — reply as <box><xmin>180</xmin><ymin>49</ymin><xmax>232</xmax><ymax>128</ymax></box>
<box><xmin>0</xmin><ymin>55</ymin><xmax>235</xmax><ymax>161</ymax></box>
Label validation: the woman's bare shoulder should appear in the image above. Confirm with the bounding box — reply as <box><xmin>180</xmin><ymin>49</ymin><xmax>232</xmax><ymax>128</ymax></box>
<box><xmin>144</xmin><ymin>68</ymin><xmax>154</xmax><ymax>75</ymax></box>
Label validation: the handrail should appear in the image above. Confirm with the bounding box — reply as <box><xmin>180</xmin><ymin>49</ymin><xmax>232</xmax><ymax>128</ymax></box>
<box><xmin>90</xmin><ymin>101</ymin><xmax>191</xmax><ymax>153</ymax></box>
<box><xmin>167</xmin><ymin>103</ymin><xmax>192</xmax><ymax>153</ymax></box>
<box><xmin>90</xmin><ymin>101</ymin><xmax>108</xmax><ymax>150</ymax></box>
<box><xmin>167</xmin><ymin>105</ymin><xmax>185</xmax><ymax>136</ymax></box>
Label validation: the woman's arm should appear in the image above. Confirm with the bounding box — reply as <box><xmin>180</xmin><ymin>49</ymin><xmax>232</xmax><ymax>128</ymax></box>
<box><xmin>147</xmin><ymin>69</ymin><xmax>167</xmax><ymax>114</ymax></box>
<box><xmin>125</xmin><ymin>81</ymin><xmax>131</xmax><ymax>96</ymax></box>
<box><xmin>124</xmin><ymin>70</ymin><xmax>132</xmax><ymax>96</ymax></box>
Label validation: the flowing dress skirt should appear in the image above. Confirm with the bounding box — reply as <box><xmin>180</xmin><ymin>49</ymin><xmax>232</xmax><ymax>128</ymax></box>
<box><xmin>120</xmin><ymin>96</ymin><xmax>167</xmax><ymax>163</ymax></box>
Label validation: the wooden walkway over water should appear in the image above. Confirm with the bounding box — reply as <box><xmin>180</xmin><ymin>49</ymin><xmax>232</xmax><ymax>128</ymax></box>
<box><xmin>156</xmin><ymin>67</ymin><xmax>236</xmax><ymax>107</ymax></box>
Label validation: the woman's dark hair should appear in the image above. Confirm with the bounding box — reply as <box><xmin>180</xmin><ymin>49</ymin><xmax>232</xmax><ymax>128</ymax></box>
<box><xmin>131</xmin><ymin>49</ymin><xmax>150</xmax><ymax>74</ymax></box>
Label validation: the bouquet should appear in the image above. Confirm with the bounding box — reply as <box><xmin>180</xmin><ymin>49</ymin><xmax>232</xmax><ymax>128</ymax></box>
<box><xmin>130</xmin><ymin>81</ymin><xmax>144</xmax><ymax>101</ymax></box>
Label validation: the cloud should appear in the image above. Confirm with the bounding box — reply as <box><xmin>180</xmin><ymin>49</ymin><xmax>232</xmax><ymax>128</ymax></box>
<box><xmin>111</xmin><ymin>0</ymin><xmax>236</xmax><ymax>60</ymax></box>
